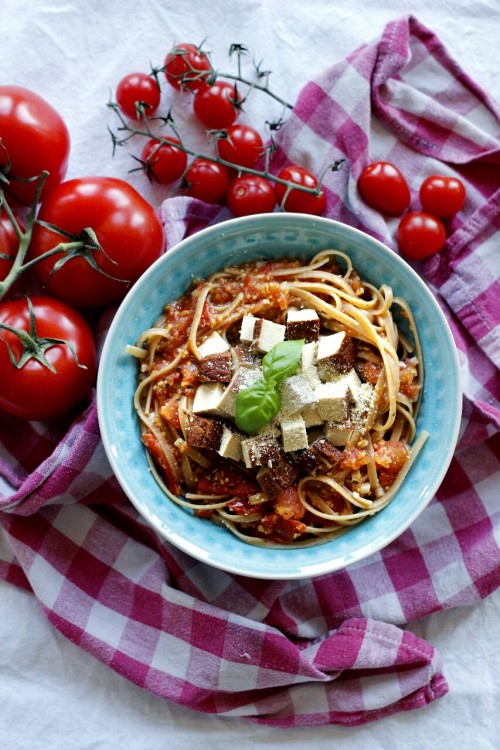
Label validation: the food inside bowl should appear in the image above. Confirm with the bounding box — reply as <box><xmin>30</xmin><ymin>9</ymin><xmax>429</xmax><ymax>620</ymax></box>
<box><xmin>128</xmin><ymin>249</ymin><xmax>428</xmax><ymax>547</ymax></box>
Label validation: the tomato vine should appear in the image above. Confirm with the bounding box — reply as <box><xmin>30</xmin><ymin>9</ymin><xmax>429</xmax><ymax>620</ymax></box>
<box><xmin>108</xmin><ymin>41</ymin><xmax>345</xmax><ymax>214</ymax></box>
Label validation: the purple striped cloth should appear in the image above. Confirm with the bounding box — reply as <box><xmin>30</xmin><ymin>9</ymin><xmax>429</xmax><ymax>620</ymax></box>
<box><xmin>0</xmin><ymin>15</ymin><xmax>498</xmax><ymax>727</ymax></box>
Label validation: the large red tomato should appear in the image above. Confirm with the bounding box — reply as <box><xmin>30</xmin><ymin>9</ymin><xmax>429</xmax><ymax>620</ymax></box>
<box><xmin>0</xmin><ymin>296</ymin><xmax>97</xmax><ymax>421</ymax></box>
<box><xmin>0</xmin><ymin>86</ymin><xmax>70</xmax><ymax>205</ymax></box>
<box><xmin>29</xmin><ymin>177</ymin><xmax>165</xmax><ymax>308</ymax></box>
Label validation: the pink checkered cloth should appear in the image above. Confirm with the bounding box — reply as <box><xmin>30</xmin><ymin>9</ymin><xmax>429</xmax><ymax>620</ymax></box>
<box><xmin>1</xmin><ymin>15</ymin><xmax>499</xmax><ymax>727</ymax></box>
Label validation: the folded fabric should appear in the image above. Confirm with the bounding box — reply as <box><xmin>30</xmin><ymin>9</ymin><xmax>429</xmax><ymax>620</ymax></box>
<box><xmin>0</xmin><ymin>14</ymin><xmax>499</xmax><ymax>727</ymax></box>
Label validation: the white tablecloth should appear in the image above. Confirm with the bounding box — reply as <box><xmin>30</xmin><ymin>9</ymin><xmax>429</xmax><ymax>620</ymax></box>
<box><xmin>1</xmin><ymin>1</ymin><xmax>499</xmax><ymax>748</ymax></box>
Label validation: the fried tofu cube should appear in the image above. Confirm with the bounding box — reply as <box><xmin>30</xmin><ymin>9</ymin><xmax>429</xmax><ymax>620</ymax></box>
<box><xmin>185</xmin><ymin>414</ymin><xmax>224</xmax><ymax>450</ymax></box>
<box><xmin>280</xmin><ymin>374</ymin><xmax>317</xmax><ymax>416</ymax></box>
<box><xmin>217</xmin><ymin>365</ymin><xmax>262</xmax><ymax>417</ymax></box>
<box><xmin>301</xmin><ymin>341</ymin><xmax>317</xmax><ymax>368</ymax></box>
<box><xmin>192</xmin><ymin>382</ymin><xmax>227</xmax><ymax>416</ymax></box>
<box><xmin>253</xmin><ymin>319</ymin><xmax>286</xmax><ymax>353</ymax></box>
<box><xmin>295</xmin><ymin>435</ymin><xmax>342</xmax><ymax>471</ymax></box>
<box><xmin>257</xmin><ymin>452</ymin><xmax>299</xmax><ymax>496</ymax></box>
<box><xmin>240</xmin><ymin>315</ymin><xmax>258</xmax><ymax>344</ymax></box>
<box><xmin>241</xmin><ymin>433</ymin><xmax>281</xmax><ymax>468</ymax></box>
<box><xmin>300</xmin><ymin>404</ymin><xmax>323</xmax><ymax>428</ymax></box>
<box><xmin>342</xmin><ymin>368</ymin><xmax>362</xmax><ymax>398</ymax></box>
<box><xmin>199</xmin><ymin>351</ymin><xmax>232</xmax><ymax>383</ymax></box>
<box><xmin>351</xmin><ymin>382</ymin><xmax>375</xmax><ymax>425</ymax></box>
<box><xmin>317</xmin><ymin>331</ymin><xmax>356</xmax><ymax>373</ymax></box>
<box><xmin>300</xmin><ymin>366</ymin><xmax>322</xmax><ymax>389</ymax></box>
<box><xmin>197</xmin><ymin>331</ymin><xmax>230</xmax><ymax>357</ymax></box>
<box><xmin>323</xmin><ymin>423</ymin><xmax>354</xmax><ymax>446</ymax></box>
<box><xmin>280</xmin><ymin>415</ymin><xmax>308</xmax><ymax>452</ymax></box>
<box><xmin>218</xmin><ymin>427</ymin><xmax>243</xmax><ymax>461</ymax></box>
<box><xmin>315</xmin><ymin>380</ymin><xmax>350</xmax><ymax>422</ymax></box>
<box><xmin>294</xmin><ymin>447</ymin><xmax>323</xmax><ymax>473</ymax></box>
<box><xmin>311</xmin><ymin>436</ymin><xmax>342</xmax><ymax>465</ymax></box>
<box><xmin>299</xmin><ymin>342</ymin><xmax>321</xmax><ymax>388</ymax></box>
<box><xmin>286</xmin><ymin>308</ymin><xmax>320</xmax><ymax>342</ymax></box>
<box><xmin>298</xmin><ymin>341</ymin><xmax>321</xmax><ymax>389</ymax></box>
<box><xmin>232</xmin><ymin>344</ymin><xmax>262</xmax><ymax>368</ymax></box>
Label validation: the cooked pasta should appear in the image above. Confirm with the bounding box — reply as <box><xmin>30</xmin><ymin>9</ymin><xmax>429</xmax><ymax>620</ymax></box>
<box><xmin>129</xmin><ymin>249</ymin><xmax>427</xmax><ymax>547</ymax></box>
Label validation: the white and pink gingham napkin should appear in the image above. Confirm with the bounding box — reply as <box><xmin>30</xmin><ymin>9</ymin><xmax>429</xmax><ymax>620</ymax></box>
<box><xmin>1</xmin><ymin>15</ymin><xmax>498</xmax><ymax>727</ymax></box>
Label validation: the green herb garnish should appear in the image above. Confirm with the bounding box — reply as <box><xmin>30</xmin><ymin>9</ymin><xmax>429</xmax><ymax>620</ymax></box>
<box><xmin>262</xmin><ymin>339</ymin><xmax>306</xmax><ymax>384</ymax></box>
<box><xmin>235</xmin><ymin>339</ymin><xmax>304</xmax><ymax>434</ymax></box>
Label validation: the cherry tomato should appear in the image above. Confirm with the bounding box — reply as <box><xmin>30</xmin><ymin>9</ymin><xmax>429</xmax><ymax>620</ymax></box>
<box><xmin>0</xmin><ymin>86</ymin><xmax>70</xmax><ymax>206</ymax></box>
<box><xmin>0</xmin><ymin>213</ymin><xmax>19</xmax><ymax>283</ymax></box>
<box><xmin>164</xmin><ymin>43</ymin><xmax>211</xmax><ymax>92</ymax></box>
<box><xmin>0</xmin><ymin>296</ymin><xmax>97</xmax><ymax>420</ymax></box>
<box><xmin>141</xmin><ymin>138</ymin><xmax>187</xmax><ymax>184</ymax></box>
<box><xmin>184</xmin><ymin>158</ymin><xmax>230</xmax><ymax>204</ymax></box>
<box><xmin>397</xmin><ymin>211</ymin><xmax>446</xmax><ymax>260</ymax></box>
<box><xmin>116</xmin><ymin>73</ymin><xmax>161</xmax><ymax>120</ymax></box>
<box><xmin>227</xmin><ymin>175</ymin><xmax>276</xmax><ymax>217</ymax></box>
<box><xmin>419</xmin><ymin>175</ymin><xmax>466</xmax><ymax>218</ymax></box>
<box><xmin>216</xmin><ymin>124</ymin><xmax>263</xmax><ymax>168</ymax></box>
<box><xmin>274</xmin><ymin>164</ymin><xmax>326</xmax><ymax>215</ymax></box>
<box><xmin>29</xmin><ymin>177</ymin><xmax>165</xmax><ymax>308</ymax></box>
<box><xmin>358</xmin><ymin>161</ymin><xmax>410</xmax><ymax>215</ymax></box>
<box><xmin>193</xmin><ymin>81</ymin><xmax>242</xmax><ymax>129</ymax></box>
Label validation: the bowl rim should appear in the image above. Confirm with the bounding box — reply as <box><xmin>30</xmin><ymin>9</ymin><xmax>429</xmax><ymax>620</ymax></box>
<box><xmin>97</xmin><ymin>213</ymin><xmax>462</xmax><ymax>579</ymax></box>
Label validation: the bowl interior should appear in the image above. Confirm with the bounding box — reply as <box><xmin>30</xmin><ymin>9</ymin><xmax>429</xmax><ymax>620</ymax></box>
<box><xmin>97</xmin><ymin>214</ymin><xmax>461</xmax><ymax>579</ymax></box>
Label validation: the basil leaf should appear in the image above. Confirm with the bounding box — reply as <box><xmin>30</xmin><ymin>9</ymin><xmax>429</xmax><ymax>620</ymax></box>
<box><xmin>234</xmin><ymin>340</ymin><xmax>304</xmax><ymax>433</ymax></box>
<box><xmin>262</xmin><ymin>339</ymin><xmax>304</xmax><ymax>385</ymax></box>
<box><xmin>235</xmin><ymin>379</ymin><xmax>281</xmax><ymax>434</ymax></box>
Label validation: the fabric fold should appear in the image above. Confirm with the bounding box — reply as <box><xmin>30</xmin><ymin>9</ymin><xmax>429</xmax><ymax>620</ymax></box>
<box><xmin>0</xmin><ymin>505</ymin><xmax>447</xmax><ymax>726</ymax></box>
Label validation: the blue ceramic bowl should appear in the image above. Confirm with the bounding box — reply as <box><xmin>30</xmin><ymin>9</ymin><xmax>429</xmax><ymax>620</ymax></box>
<box><xmin>97</xmin><ymin>214</ymin><xmax>461</xmax><ymax>579</ymax></box>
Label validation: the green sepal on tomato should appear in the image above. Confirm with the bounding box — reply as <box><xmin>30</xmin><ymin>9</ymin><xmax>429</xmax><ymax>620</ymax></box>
<box><xmin>0</xmin><ymin>296</ymin><xmax>97</xmax><ymax>421</ymax></box>
<box><xmin>164</xmin><ymin>43</ymin><xmax>212</xmax><ymax>92</ymax></box>
<box><xmin>216</xmin><ymin>124</ymin><xmax>263</xmax><ymax>169</ymax></box>
<box><xmin>140</xmin><ymin>138</ymin><xmax>187</xmax><ymax>184</ymax></box>
<box><xmin>29</xmin><ymin>176</ymin><xmax>165</xmax><ymax>308</ymax></box>
<box><xmin>0</xmin><ymin>85</ymin><xmax>70</xmax><ymax>206</ymax></box>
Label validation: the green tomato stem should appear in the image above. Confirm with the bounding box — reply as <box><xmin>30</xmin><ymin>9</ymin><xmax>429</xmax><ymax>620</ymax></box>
<box><xmin>0</xmin><ymin>171</ymin><xmax>51</xmax><ymax>300</ymax></box>
<box><xmin>217</xmin><ymin>71</ymin><xmax>293</xmax><ymax>110</ymax></box>
<box><xmin>111</xmin><ymin>44</ymin><xmax>340</xmax><ymax>199</ymax></box>
<box><xmin>0</xmin><ymin>296</ymin><xmax>86</xmax><ymax>372</ymax></box>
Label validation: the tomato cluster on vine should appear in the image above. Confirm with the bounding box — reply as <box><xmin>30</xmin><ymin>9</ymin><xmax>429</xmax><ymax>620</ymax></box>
<box><xmin>112</xmin><ymin>42</ymin><xmax>328</xmax><ymax>217</ymax></box>
<box><xmin>0</xmin><ymin>86</ymin><xmax>165</xmax><ymax>421</ymax></box>
<box><xmin>357</xmin><ymin>161</ymin><xmax>466</xmax><ymax>260</ymax></box>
